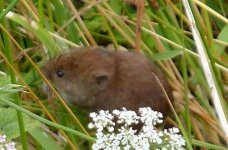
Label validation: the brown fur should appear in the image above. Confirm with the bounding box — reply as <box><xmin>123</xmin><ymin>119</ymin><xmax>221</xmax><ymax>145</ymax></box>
<box><xmin>43</xmin><ymin>47</ymin><xmax>173</xmax><ymax>116</ymax></box>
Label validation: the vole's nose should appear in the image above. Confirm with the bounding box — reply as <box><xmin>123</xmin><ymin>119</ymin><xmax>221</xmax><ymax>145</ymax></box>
<box><xmin>42</xmin><ymin>82</ymin><xmax>49</xmax><ymax>95</ymax></box>
<box><xmin>42</xmin><ymin>82</ymin><xmax>55</xmax><ymax>100</ymax></box>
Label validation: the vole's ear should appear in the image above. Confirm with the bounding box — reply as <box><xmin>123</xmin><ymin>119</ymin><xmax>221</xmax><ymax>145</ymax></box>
<box><xmin>93</xmin><ymin>70</ymin><xmax>109</xmax><ymax>90</ymax></box>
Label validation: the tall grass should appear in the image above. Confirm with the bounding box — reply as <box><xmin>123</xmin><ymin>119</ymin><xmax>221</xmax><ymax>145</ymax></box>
<box><xmin>0</xmin><ymin>0</ymin><xmax>227</xmax><ymax>149</ymax></box>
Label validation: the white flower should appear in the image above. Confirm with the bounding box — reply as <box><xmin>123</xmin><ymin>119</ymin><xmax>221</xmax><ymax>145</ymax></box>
<box><xmin>88</xmin><ymin>110</ymin><xmax>115</xmax><ymax>132</ymax></box>
<box><xmin>88</xmin><ymin>122</ymin><xmax>94</xmax><ymax>129</ymax></box>
<box><xmin>90</xmin><ymin>112</ymin><xmax>97</xmax><ymax>118</ymax></box>
<box><xmin>107</xmin><ymin>126</ymin><xmax>114</xmax><ymax>132</ymax></box>
<box><xmin>89</xmin><ymin>107</ymin><xmax>185</xmax><ymax>150</ymax></box>
<box><xmin>5</xmin><ymin>142</ymin><xmax>16</xmax><ymax>150</ymax></box>
<box><xmin>0</xmin><ymin>135</ymin><xmax>6</xmax><ymax>143</ymax></box>
<box><xmin>118</xmin><ymin>126</ymin><xmax>137</xmax><ymax>146</ymax></box>
<box><xmin>115</xmin><ymin>108</ymin><xmax>139</xmax><ymax>126</ymax></box>
<box><xmin>0</xmin><ymin>135</ymin><xmax>16</xmax><ymax>150</ymax></box>
<box><xmin>164</xmin><ymin>128</ymin><xmax>185</xmax><ymax>149</ymax></box>
<box><xmin>139</xmin><ymin>107</ymin><xmax>163</xmax><ymax>126</ymax></box>
<box><xmin>92</xmin><ymin>133</ymin><xmax>121</xmax><ymax>150</ymax></box>
<box><xmin>140</xmin><ymin>125</ymin><xmax>163</xmax><ymax>144</ymax></box>
<box><xmin>112</xmin><ymin>109</ymin><xmax>120</xmax><ymax>115</ymax></box>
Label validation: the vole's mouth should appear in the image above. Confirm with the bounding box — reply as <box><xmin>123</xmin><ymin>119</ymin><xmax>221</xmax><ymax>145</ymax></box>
<box><xmin>42</xmin><ymin>83</ymin><xmax>49</xmax><ymax>94</ymax></box>
<box><xmin>42</xmin><ymin>83</ymin><xmax>72</xmax><ymax>104</ymax></box>
<box><xmin>42</xmin><ymin>83</ymin><xmax>54</xmax><ymax>99</ymax></box>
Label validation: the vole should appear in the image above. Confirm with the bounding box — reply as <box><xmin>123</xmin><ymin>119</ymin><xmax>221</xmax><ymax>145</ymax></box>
<box><xmin>42</xmin><ymin>47</ymin><xmax>173</xmax><ymax>116</ymax></box>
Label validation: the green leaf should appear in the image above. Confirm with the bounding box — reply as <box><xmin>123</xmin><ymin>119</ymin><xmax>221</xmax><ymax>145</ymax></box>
<box><xmin>109</xmin><ymin>0</ymin><xmax>123</xmax><ymax>14</ymax></box>
<box><xmin>0</xmin><ymin>108</ymin><xmax>41</xmax><ymax>139</ymax></box>
<box><xmin>214</xmin><ymin>25</ymin><xmax>228</xmax><ymax>54</ymax></box>
<box><xmin>5</xmin><ymin>11</ymin><xmax>59</xmax><ymax>57</ymax></box>
<box><xmin>29</xmin><ymin>127</ymin><xmax>62</xmax><ymax>150</ymax></box>
<box><xmin>0</xmin><ymin>0</ymin><xmax>18</xmax><ymax>21</ymax></box>
<box><xmin>84</xmin><ymin>16</ymin><xmax>106</xmax><ymax>32</ymax></box>
<box><xmin>0</xmin><ymin>76</ymin><xmax>23</xmax><ymax>98</ymax></box>
<box><xmin>151</xmin><ymin>50</ymin><xmax>183</xmax><ymax>60</ymax></box>
<box><xmin>213</xmin><ymin>25</ymin><xmax>228</xmax><ymax>64</ymax></box>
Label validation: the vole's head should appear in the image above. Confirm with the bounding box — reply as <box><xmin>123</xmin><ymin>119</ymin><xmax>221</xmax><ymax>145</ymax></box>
<box><xmin>42</xmin><ymin>47</ymin><xmax>116</xmax><ymax>107</ymax></box>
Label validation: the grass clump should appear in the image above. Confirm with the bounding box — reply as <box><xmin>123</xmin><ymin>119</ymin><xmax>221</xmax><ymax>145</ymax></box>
<box><xmin>0</xmin><ymin>0</ymin><xmax>227</xmax><ymax>149</ymax></box>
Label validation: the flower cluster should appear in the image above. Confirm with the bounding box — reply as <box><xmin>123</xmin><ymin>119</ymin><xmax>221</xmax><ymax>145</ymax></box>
<box><xmin>0</xmin><ymin>135</ymin><xmax>16</xmax><ymax>150</ymax></box>
<box><xmin>88</xmin><ymin>107</ymin><xmax>185</xmax><ymax>150</ymax></box>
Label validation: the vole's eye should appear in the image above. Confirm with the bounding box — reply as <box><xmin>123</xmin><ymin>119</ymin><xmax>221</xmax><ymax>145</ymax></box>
<box><xmin>56</xmin><ymin>70</ymin><xmax>64</xmax><ymax>78</ymax></box>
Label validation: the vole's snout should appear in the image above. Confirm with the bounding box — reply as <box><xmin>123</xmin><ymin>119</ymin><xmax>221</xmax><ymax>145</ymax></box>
<box><xmin>41</xmin><ymin>82</ymin><xmax>53</xmax><ymax>99</ymax></box>
<box><xmin>41</xmin><ymin>67</ymin><xmax>55</xmax><ymax>100</ymax></box>
<box><xmin>42</xmin><ymin>82</ymin><xmax>49</xmax><ymax>94</ymax></box>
